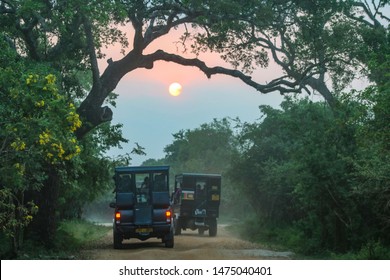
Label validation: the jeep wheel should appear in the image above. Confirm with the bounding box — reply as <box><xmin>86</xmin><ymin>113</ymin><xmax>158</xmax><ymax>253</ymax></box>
<box><xmin>174</xmin><ymin>218</ymin><xmax>181</xmax><ymax>235</ymax></box>
<box><xmin>165</xmin><ymin>230</ymin><xmax>174</xmax><ymax>248</ymax></box>
<box><xmin>208</xmin><ymin>218</ymin><xmax>217</xmax><ymax>237</ymax></box>
<box><xmin>113</xmin><ymin>229</ymin><xmax>123</xmax><ymax>249</ymax></box>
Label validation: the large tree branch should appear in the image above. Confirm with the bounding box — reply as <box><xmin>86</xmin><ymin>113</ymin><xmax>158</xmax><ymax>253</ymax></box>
<box><xmin>346</xmin><ymin>1</ymin><xmax>388</xmax><ymax>28</ymax></box>
<box><xmin>144</xmin><ymin>49</ymin><xmax>304</xmax><ymax>95</ymax></box>
<box><xmin>76</xmin><ymin>49</ymin><xmax>151</xmax><ymax>138</ymax></box>
<box><xmin>145</xmin><ymin>49</ymin><xmax>337</xmax><ymax>105</ymax></box>
<box><xmin>82</xmin><ymin>15</ymin><xmax>100</xmax><ymax>88</ymax></box>
<box><xmin>15</xmin><ymin>17</ymin><xmax>40</xmax><ymax>60</ymax></box>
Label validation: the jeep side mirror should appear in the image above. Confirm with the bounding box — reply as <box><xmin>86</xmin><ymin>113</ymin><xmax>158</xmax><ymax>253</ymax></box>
<box><xmin>109</xmin><ymin>202</ymin><xmax>116</xmax><ymax>208</ymax></box>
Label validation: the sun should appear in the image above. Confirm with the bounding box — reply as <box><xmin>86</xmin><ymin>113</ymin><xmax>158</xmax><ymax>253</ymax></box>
<box><xmin>169</xmin><ymin>82</ymin><xmax>182</xmax><ymax>96</ymax></box>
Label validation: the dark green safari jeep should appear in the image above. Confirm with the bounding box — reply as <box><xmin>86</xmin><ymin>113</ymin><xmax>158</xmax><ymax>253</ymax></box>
<box><xmin>171</xmin><ymin>173</ymin><xmax>221</xmax><ymax>237</ymax></box>
<box><xmin>110</xmin><ymin>166</ymin><xmax>174</xmax><ymax>248</ymax></box>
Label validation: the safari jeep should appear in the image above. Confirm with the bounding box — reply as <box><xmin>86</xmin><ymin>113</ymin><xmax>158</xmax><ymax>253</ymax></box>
<box><xmin>110</xmin><ymin>166</ymin><xmax>174</xmax><ymax>248</ymax></box>
<box><xmin>171</xmin><ymin>173</ymin><xmax>221</xmax><ymax>236</ymax></box>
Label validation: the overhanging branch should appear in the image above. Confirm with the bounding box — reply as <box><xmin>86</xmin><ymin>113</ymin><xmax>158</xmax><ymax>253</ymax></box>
<box><xmin>144</xmin><ymin>50</ymin><xmax>304</xmax><ymax>95</ymax></box>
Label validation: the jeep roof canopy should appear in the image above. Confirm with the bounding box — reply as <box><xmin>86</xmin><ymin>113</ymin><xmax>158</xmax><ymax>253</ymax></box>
<box><xmin>115</xmin><ymin>165</ymin><xmax>170</xmax><ymax>174</ymax></box>
<box><xmin>176</xmin><ymin>172</ymin><xmax>221</xmax><ymax>177</ymax></box>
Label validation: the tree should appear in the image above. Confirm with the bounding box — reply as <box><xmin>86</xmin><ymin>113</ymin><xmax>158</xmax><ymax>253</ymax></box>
<box><xmin>349</xmin><ymin>70</ymin><xmax>390</xmax><ymax>251</ymax></box>
<box><xmin>0</xmin><ymin>38</ymin><xmax>82</xmax><ymax>253</ymax></box>
<box><xmin>229</xmin><ymin>89</ymin><xmax>390</xmax><ymax>255</ymax></box>
<box><xmin>0</xmin><ymin>33</ymin><xmax>127</xmax><ymax>252</ymax></box>
<box><xmin>229</xmin><ymin>97</ymin><xmax>368</xmax><ymax>253</ymax></box>
<box><xmin>2</xmin><ymin>0</ymin><xmax>388</xmax><ymax>139</ymax></box>
<box><xmin>164</xmin><ymin>118</ymin><xmax>238</xmax><ymax>172</ymax></box>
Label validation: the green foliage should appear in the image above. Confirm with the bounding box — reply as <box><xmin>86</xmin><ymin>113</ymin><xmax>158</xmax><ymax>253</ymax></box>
<box><xmin>236</xmin><ymin>215</ymin><xmax>304</xmax><ymax>253</ymax></box>
<box><xmin>229</xmin><ymin>90</ymin><xmax>390</xmax><ymax>257</ymax></box>
<box><xmin>0</xmin><ymin>32</ymin><xmax>127</xmax><ymax>253</ymax></box>
<box><xmin>164</xmin><ymin>118</ymin><xmax>239</xmax><ymax>173</ymax></box>
<box><xmin>0</xmin><ymin>37</ymin><xmax>84</xmax><ymax>251</ymax></box>
<box><xmin>350</xmin><ymin>240</ymin><xmax>390</xmax><ymax>260</ymax></box>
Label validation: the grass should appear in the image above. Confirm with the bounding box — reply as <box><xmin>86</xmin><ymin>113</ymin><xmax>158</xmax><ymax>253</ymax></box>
<box><xmin>230</xmin><ymin>216</ymin><xmax>390</xmax><ymax>260</ymax></box>
<box><xmin>0</xmin><ymin>219</ymin><xmax>110</xmax><ymax>259</ymax></box>
<box><xmin>57</xmin><ymin>219</ymin><xmax>110</xmax><ymax>246</ymax></box>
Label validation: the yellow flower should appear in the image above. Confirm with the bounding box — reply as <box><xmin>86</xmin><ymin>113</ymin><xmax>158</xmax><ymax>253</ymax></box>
<box><xmin>38</xmin><ymin>130</ymin><xmax>50</xmax><ymax>145</ymax></box>
<box><xmin>26</xmin><ymin>74</ymin><xmax>33</xmax><ymax>85</ymax></box>
<box><xmin>25</xmin><ymin>215</ymin><xmax>33</xmax><ymax>222</ymax></box>
<box><xmin>11</xmin><ymin>139</ymin><xmax>26</xmax><ymax>151</ymax></box>
<box><xmin>14</xmin><ymin>163</ymin><xmax>25</xmax><ymax>175</ymax></box>
<box><xmin>26</xmin><ymin>74</ymin><xmax>39</xmax><ymax>85</ymax></box>
<box><xmin>51</xmin><ymin>143</ymin><xmax>65</xmax><ymax>159</ymax></box>
<box><xmin>64</xmin><ymin>154</ymin><xmax>73</xmax><ymax>160</ymax></box>
<box><xmin>67</xmin><ymin>112</ymin><xmax>82</xmax><ymax>132</ymax></box>
<box><xmin>35</xmin><ymin>100</ymin><xmax>45</xmax><ymax>107</ymax></box>
<box><xmin>45</xmin><ymin>74</ymin><xmax>56</xmax><ymax>85</ymax></box>
<box><xmin>64</xmin><ymin>143</ymin><xmax>81</xmax><ymax>161</ymax></box>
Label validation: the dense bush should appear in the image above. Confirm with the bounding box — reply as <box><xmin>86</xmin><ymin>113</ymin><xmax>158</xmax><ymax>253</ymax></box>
<box><xmin>229</xmin><ymin>94</ymin><xmax>390</xmax><ymax>257</ymax></box>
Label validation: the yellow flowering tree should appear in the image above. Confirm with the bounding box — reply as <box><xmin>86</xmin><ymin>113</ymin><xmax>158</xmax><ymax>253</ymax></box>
<box><xmin>0</xmin><ymin>41</ymin><xmax>83</xmax><ymax>253</ymax></box>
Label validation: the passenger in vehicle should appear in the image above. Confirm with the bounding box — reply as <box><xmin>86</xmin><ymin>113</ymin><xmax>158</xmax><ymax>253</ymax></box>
<box><xmin>139</xmin><ymin>176</ymin><xmax>150</xmax><ymax>202</ymax></box>
<box><xmin>141</xmin><ymin>176</ymin><xmax>149</xmax><ymax>190</ymax></box>
<box><xmin>117</xmin><ymin>175</ymin><xmax>131</xmax><ymax>192</ymax></box>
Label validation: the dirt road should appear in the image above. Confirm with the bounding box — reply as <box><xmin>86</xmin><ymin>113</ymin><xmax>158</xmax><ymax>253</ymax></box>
<box><xmin>81</xmin><ymin>224</ymin><xmax>294</xmax><ymax>260</ymax></box>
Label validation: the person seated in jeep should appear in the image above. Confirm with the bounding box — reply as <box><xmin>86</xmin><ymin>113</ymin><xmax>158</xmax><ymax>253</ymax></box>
<box><xmin>138</xmin><ymin>176</ymin><xmax>150</xmax><ymax>202</ymax></box>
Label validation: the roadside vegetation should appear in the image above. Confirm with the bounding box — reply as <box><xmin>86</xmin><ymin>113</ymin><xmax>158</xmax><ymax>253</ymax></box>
<box><xmin>158</xmin><ymin>92</ymin><xmax>390</xmax><ymax>260</ymax></box>
<box><xmin>0</xmin><ymin>220</ymin><xmax>110</xmax><ymax>259</ymax></box>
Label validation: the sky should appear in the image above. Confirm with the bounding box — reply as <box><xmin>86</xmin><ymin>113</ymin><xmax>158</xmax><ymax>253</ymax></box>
<box><xmin>101</xmin><ymin>27</ymin><xmax>308</xmax><ymax>165</ymax></box>
<box><xmin>108</xmin><ymin>67</ymin><xmax>287</xmax><ymax>165</ymax></box>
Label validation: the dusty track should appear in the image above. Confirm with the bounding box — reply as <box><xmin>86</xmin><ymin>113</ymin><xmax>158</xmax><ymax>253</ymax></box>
<box><xmin>81</xmin><ymin>224</ymin><xmax>294</xmax><ymax>260</ymax></box>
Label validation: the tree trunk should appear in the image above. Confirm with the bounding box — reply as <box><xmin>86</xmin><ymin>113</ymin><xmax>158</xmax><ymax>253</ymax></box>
<box><xmin>75</xmin><ymin>51</ymin><xmax>146</xmax><ymax>139</ymax></box>
<box><xmin>28</xmin><ymin>166</ymin><xmax>60</xmax><ymax>248</ymax></box>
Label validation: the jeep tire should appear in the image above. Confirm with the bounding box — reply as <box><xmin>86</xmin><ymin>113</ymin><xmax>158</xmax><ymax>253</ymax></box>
<box><xmin>208</xmin><ymin>218</ymin><xmax>217</xmax><ymax>237</ymax></box>
<box><xmin>113</xmin><ymin>228</ymin><xmax>123</xmax><ymax>249</ymax></box>
<box><xmin>164</xmin><ymin>230</ymin><xmax>174</xmax><ymax>248</ymax></box>
<box><xmin>174</xmin><ymin>217</ymin><xmax>181</xmax><ymax>235</ymax></box>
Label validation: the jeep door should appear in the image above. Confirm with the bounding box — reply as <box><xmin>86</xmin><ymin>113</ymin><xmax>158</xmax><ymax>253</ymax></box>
<box><xmin>134</xmin><ymin>173</ymin><xmax>153</xmax><ymax>226</ymax></box>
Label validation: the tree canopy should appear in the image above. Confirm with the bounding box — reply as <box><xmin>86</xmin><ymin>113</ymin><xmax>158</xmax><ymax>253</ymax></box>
<box><xmin>2</xmin><ymin>0</ymin><xmax>388</xmax><ymax>136</ymax></box>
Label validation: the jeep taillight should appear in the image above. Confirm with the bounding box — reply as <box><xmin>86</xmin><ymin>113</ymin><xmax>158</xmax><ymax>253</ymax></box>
<box><xmin>115</xmin><ymin>212</ymin><xmax>121</xmax><ymax>223</ymax></box>
<box><xmin>165</xmin><ymin>210</ymin><xmax>172</xmax><ymax>223</ymax></box>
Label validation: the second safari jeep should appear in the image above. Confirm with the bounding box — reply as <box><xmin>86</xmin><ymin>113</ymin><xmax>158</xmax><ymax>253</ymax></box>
<box><xmin>171</xmin><ymin>173</ymin><xmax>221</xmax><ymax>236</ymax></box>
